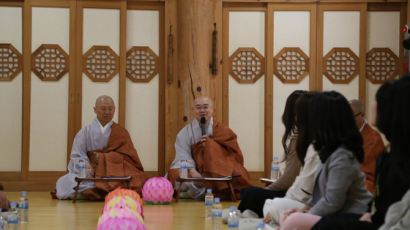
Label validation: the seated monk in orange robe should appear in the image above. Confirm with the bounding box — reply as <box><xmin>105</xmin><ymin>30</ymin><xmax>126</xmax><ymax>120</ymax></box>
<box><xmin>83</xmin><ymin>122</ymin><xmax>148</xmax><ymax>200</ymax></box>
<box><xmin>168</xmin><ymin>97</ymin><xmax>251</xmax><ymax>200</ymax></box>
<box><xmin>55</xmin><ymin>95</ymin><xmax>147</xmax><ymax>200</ymax></box>
<box><xmin>350</xmin><ymin>99</ymin><xmax>385</xmax><ymax>194</ymax></box>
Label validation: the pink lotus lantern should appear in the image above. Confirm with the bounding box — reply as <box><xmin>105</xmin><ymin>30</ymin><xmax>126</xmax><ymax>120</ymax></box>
<box><xmin>142</xmin><ymin>177</ymin><xmax>174</xmax><ymax>204</ymax></box>
<box><xmin>96</xmin><ymin>218</ymin><xmax>147</xmax><ymax>230</ymax></box>
<box><xmin>103</xmin><ymin>195</ymin><xmax>143</xmax><ymax>217</ymax></box>
<box><xmin>105</xmin><ymin>188</ymin><xmax>142</xmax><ymax>206</ymax></box>
<box><xmin>96</xmin><ymin>207</ymin><xmax>146</xmax><ymax>230</ymax></box>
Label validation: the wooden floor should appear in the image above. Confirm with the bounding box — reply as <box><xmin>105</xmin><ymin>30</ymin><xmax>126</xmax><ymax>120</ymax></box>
<box><xmin>3</xmin><ymin>192</ymin><xmax>239</xmax><ymax>230</ymax></box>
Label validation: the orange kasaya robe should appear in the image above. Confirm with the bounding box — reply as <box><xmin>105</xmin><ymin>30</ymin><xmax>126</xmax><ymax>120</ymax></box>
<box><xmin>82</xmin><ymin>123</ymin><xmax>148</xmax><ymax>200</ymax></box>
<box><xmin>361</xmin><ymin>123</ymin><xmax>385</xmax><ymax>194</ymax></box>
<box><xmin>168</xmin><ymin>120</ymin><xmax>251</xmax><ymax>200</ymax></box>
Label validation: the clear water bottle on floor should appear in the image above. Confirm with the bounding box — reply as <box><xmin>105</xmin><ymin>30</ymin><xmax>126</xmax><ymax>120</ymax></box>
<box><xmin>204</xmin><ymin>188</ymin><xmax>214</xmax><ymax>219</ymax></box>
<box><xmin>18</xmin><ymin>191</ymin><xmax>28</xmax><ymax>223</ymax></box>
<box><xmin>0</xmin><ymin>208</ymin><xmax>4</xmax><ymax>230</ymax></box>
<box><xmin>211</xmin><ymin>197</ymin><xmax>222</xmax><ymax>230</ymax></box>
<box><xmin>227</xmin><ymin>206</ymin><xmax>239</xmax><ymax>230</ymax></box>
<box><xmin>77</xmin><ymin>157</ymin><xmax>87</xmax><ymax>178</ymax></box>
<box><xmin>179</xmin><ymin>154</ymin><xmax>188</xmax><ymax>179</ymax></box>
<box><xmin>271</xmin><ymin>156</ymin><xmax>280</xmax><ymax>180</ymax></box>
<box><xmin>7</xmin><ymin>202</ymin><xmax>18</xmax><ymax>230</ymax></box>
<box><xmin>257</xmin><ymin>221</ymin><xmax>265</xmax><ymax>230</ymax></box>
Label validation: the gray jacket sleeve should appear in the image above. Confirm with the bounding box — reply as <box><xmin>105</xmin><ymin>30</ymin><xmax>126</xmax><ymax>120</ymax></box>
<box><xmin>379</xmin><ymin>189</ymin><xmax>410</xmax><ymax>230</ymax></box>
<box><xmin>309</xmin><ymin>152</ymin><xmax>357</xmax><ymax>216</ymax></box>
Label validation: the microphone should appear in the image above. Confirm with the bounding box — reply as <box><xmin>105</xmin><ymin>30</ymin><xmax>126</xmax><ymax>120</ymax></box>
<box><xmin>200</xmin><ymin>117</ymin><xmax>207</xmax><ymax>136</ymax></box>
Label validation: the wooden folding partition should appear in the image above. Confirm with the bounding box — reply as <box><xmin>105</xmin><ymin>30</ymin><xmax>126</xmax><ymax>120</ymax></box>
<box><xmin>221</xmin><ymin>1</ymin><xmax>406</xmax><ymax>180</ymax></box>
<box><xmin>0</xmin><ymin>0</ymin><xmax>164</xmax><ymax>190</ymax></box>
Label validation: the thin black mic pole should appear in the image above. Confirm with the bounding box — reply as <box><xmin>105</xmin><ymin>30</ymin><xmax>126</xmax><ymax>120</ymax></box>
<box><xmin>200</xmin><ymin>117</ymin><xmax>206</xmax><ymax>136</ymax></box>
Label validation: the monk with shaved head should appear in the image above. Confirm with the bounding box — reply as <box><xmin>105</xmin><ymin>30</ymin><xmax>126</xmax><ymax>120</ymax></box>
<box><xmin>168</xmin><ymin>96</ymin><xmax>251</xmax><ymax>200</ymax></box>
<box><xmin>349</xmin><ymin>99</ymin><xmax>384</xmax><ymax>193</ymax></box>
<box><xmin>55</xmin><ymin>95</ymin><xmax>147</xmax><ymax>200</ymax></box>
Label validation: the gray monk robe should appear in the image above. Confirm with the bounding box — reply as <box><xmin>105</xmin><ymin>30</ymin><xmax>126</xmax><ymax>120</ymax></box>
<box><xmin>56</xmin><ymin>118</ymin><xmax>113</xmax><ymax>199</ymax></box>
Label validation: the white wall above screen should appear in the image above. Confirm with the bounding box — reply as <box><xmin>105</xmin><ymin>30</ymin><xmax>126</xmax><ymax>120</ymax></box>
<box><xmin>366</xmin><ymin>12</ymin><xmax>400</xmax><ymax>127</ymax></box>
<box><xmin>82</xmin><ymin>9</ymin><xmax>120</xmax><ymax>127</ymax></box>
<box><xmin>273</xmin><ymin>11</ymin><xmax>310</xmax><ymax>160</ymax></box>
<box><xmin>0</xmin><ymin>7</ymin><xmax>22</xmax><ymax>171</ymax></box>
<box><xmin>30</xmin><ymin>7</ymin><xmax>70</xmax><ymax>171</ymax></box>
<box><xmin>126</xmin><ymin>10</ymin><xmax>159</xmax><ymax>171</ymax></box>
<box><xmin>323</xmin><ymin>11</ymin><xmax>360</xmax><ymax>99</ymax></box>
<box><xmin>229</xmin><ymin>11</ymin><xmax>265</xmax><ymax>171</ymax></box>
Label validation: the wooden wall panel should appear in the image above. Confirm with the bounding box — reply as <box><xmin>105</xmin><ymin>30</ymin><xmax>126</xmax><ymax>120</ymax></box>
<box><xmin>322</xmin><ymin>10</ymin><xmax>361</xmax><ymax>100</ymax></box>
<box><xmin>125</xmin><ymin>9</ymin><xmax>160</xmax><ymax>171</ymax></box>
<box><xmin>0</xmin><ymin>6</ymin><xmax>23</xmax><ymax>172</ymax></box>
<box><xmin>366</xmin><ymin>11</ymin><xmax>401</xmax><ymax>126</ymax></box>
<box><xmin>30</xmin><ymin>7</ymin><xmax>69</xmax><ymax>171</ymax></box>
<box><xmin>272</xmin><ymin>10</ymin><xmax>310</xmax><ymax>161</ymax></box>
<box><xmin>229</xmin><ymin>11</ymin><xmax>265</xmax><ymax>172</ymax></box>
<box><xmin>82</xmin><ymin>8</ymin><xmax>120</xmax><ymax>126</ymax></box>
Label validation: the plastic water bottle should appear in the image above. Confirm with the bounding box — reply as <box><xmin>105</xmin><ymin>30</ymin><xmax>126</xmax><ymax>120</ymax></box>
<box><xmin>212</xmin><ymin>197</ymin><xmax>222</xmax><ymax>230</ymax></box>
<box><xmin>227</xmin><ymin>206</ymin><xmax>239</xmax><ymax>230</ymax></box>
<box><xmin>205</xmin><ymin>188</ymin><xmax>214</xmax><ymax>219</ymax></box>
<box><xmin>18</xmin><ymin>191</ymin><xmax>28</xmax><ymax>223</ymax></box>
<box><xmin>78</xmin><ymin>157</ymin><xmax>87</xmax><ymax>178</ymax></box>
<box><xmin>179</xmin><ymin>154</ymin><xmax>188</xmax><ymax>179</ymax></box>
<box><xmin>7</xmin><ymin>202</ymin><xmax>18</xmax><ymax>230</ymax></box>
<box><xmin>0</xmin><ymin>208</ymin><xmax>4</xmax><ymax>230</ymax></box>
<box><xmin>257</xmin><ymin>221</ymin><xmax>265</xmax><ymax>230</ymax></box>
<box><xmin>211</xmin><ymin>198</ymin><xmax>222</xmax><ymax>230</ymax></box>
<box><xmin>271</xmin><ymin>156</ymin><xmax>280</xmax><ymax>180</ymax></box>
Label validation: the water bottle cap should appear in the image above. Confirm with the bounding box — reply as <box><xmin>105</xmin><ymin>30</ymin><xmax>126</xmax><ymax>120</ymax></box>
<box><xmin>10</xmin><ymin>202</ymin><xmax>16</xmax><ymax>208</ymax></box>
<box><xmin>229</xmin><ymin>206</ymin><xmax>236</xmax><ymax>210</ymax></box>
<box><xmin>214</xmin><ymin>197</ymin><xmax>220</xmax><ymax>203</ymax></box>
<box><xmin>206</xmin><ymin>188</ymin><xmax>212</xmax><ymax>193</ymax></box>
<box><xmin>274</xmin><ymin>156</ymin><xmax>279</xmax><ymax>160</ymax></box>
<box><xmin>21</xmin><ymin>191</ymin><xmax>27</xmax><ymax>196</ymax></box>
<box><xmin>181</xmin><ymin>154</ymin><xmax>187</xmax><ymax>159</ymax></box>
<box><xmin>257</xmin><ymin>222</ymin><xmax>265</xmax><ymax>228</ymax></box>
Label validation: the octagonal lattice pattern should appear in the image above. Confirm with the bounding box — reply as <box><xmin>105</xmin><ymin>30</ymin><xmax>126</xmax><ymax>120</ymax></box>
<box><xmin>366</xmin><ymin>48</ymin><xmax>398</xmax><ymax>84</ymax></box>
<box><xmin>230</xmin><ymin>48</ymin><xmax>265</xmax><ymax>83</ymax></box>
<box><xmin>274</xmin><ymin>47</ymin><xmax>309</xmax><ymax>83</ymax></box>
<box><xmin>83</xmin><ymin>46</ymin><xmax>119</xmax><ymax>82</ymax></box>
<box><xmin>31</xmin><ymin>44</ymin><xmax>69</xmax><ymax>81</ymax></box>
<box><xmin>0</xmin><ymin>43</ymin><xmax>22</xmax><ymax>81</ymax></box>
<box><xmin>323</xmin><ymin>48</ymin><xmax>359</xmax><ymax>84</ymax></box>
<box><xmin>126</xmin><ymin>46</ymin><xmax>159</xmax><ymax>83</ymax></box>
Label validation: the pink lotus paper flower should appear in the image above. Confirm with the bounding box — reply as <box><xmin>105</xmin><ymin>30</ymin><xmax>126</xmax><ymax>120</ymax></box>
<box><xmin>142</xmin><ymin>177</ymin><xmax>174</xmax><ymax>204</ymax></box>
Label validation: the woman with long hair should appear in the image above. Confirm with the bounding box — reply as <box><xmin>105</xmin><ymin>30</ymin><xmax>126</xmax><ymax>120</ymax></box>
<box><xmin>278</xmin><ymin>91</ymin><xmax>372</xmax><ymax>230</ymax></box>
<box><xmin>263</xmin><ymin>91</ymin><xmax>320</xmax><ymax>225</ymax></box>
<box><xmin>237</xmin><ymin>90</ymin><xmax>306</xmax><ymax>217</ymax></box>
<box><xmin>312</xmin><ymin>74</ymin><xmax>410</xmax><ymax>230</ymax></box>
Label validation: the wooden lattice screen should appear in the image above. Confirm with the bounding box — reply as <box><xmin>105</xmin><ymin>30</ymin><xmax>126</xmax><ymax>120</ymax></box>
<box><xmin>126</xmin><ymin>46</ymin><xmax>159</xmax><ymax>83</ymax></box>
<box><xmin>229</xmin><ymin>47</ymin><xmax>265</xmax><ymax>83</ymax></box>
<box><xmin>83</xmin><ymin>45</ymin><xmax>119</xmax><ymax>82</ymax></box>
<box><xmin>0</xmin><ymin>43</ymin><xmax>22</xmax><ymax>81</ymax></box>
<box><xmin>366</xmin><ymin>48</ymin><xmax>399</xmax><ymax>84</ymax></box>
<box><xmin>323</xmin><ymin>48</ymin><xmax>359</xmax><ymax>84</ymax></box>
<box><xmin>31</xmin><ymin>44</ymin><xmax>69</xmax><ymax>81</ymax></box>
<box><xmin>273</xmin><ymin>47</ymin><xmax>309</xmax><ymax>83</ymax></box>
